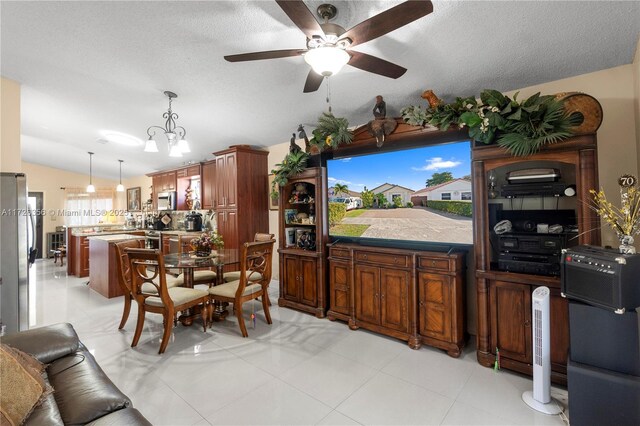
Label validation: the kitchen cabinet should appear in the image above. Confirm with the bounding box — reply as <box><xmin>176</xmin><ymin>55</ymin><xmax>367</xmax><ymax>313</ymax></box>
<box><xmin>278</xmin><ymin>167</ymin><xmax>328</xmax><ymax>318</ymax></box>
<box><xmin>213</xmin><ymin>146</ymin><xmax>268</xmax><ymax>251</ymax></box>
<box><xmin>201</xmin><ymin>160</ymin><xmax>216</xmax><ymax>210</ymax></box>
<box><xmin>328</xmin><ymin>243</ymin><xmax>466</xmax><ymax>354</ymax></box>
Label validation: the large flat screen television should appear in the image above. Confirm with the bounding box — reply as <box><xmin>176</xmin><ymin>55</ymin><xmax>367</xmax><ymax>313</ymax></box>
<box><xmin>326</xmin><ymin>141</ymin><xmax>473</xmax><ymax>248</ymax></box>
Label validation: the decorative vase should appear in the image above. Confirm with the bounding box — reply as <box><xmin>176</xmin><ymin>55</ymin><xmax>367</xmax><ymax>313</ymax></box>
<box><xmin>195</xmin><ymin>248</ymin><xmax>211</xmax><ymax>257</ymax></box>
<box><xmin>618</xmin><ymin>235</ymin><xmax>636</xmax><ymax>254</ymax></box>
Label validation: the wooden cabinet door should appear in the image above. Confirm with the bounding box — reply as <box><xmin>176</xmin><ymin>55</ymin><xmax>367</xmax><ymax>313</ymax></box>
<box><xmin>283</xmin><ymin>255</ymin><xmax>299</xmax><ymax>301</ymax></box>
<box><xmin>215</xmin><ymin>155</ymin><xmax>227</xmax><ymax>209</ymax></box>
<box><xmin>224</xmin><ymin>152</ymin><xmax>237</xmax><ymax>209</ymax></box>
<box><xmin>490</xmin><ymin>281</ymin><xmax>532</xmax><ymax>363</ymax></box>
<box><xmin>329</xmin><ymin>260</ymin><xmax>351</xmax><ymax>315</ymax></box>
<box><xmin>218</xmin><ymin>210</ymin><xmax>238</xmax><ymax>250</ymax></box>
<box><xmin>162</xmin><ymin>235</ymin><xmax>171</xmax><ymax>254</ymax></box>
<box><xmin>380</xmin><ymin>268</ymin><xmax>410</xmax><ymax>333</ymax></box>
<box><xmin>299</xmin><ymin>256</ymin><xmax>318</xmax><ymax>307</ymax></box>
<box><xmin>549</xmin><ymin>287</ymin><xmax>570</xmax><ymax>372</ymax></box>
<box><xmin>80</xmin><ymin>237</ymin><xmax>90</xmax><ymax>277</ymax></box>
<box><xmin>201</xmin><ymin>161</ymin><xmax>216</xmax><ymax>209</ymax></box>
<box><xmin>166</xmin><ymin>171</ymin><xmax>177</xmax><ymax>191</ymax></box>
<box><xmin>418</xmin><ymin>272</ymin><xmax>452</xmax><ymax>341</ymax></box>
<box><xmin>354</xmin><ymin>264</ymin><xmax>380</xmax><ymax>325</ymax></box>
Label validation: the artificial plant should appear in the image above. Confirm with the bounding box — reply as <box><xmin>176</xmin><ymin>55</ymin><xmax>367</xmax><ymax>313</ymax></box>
<box><xmin>308</xmin><ymin>112</ymin><xmax>354</xmax><ymax>152</ymax></box>
<box><xmin>401</xmin><ymin>89</ymin><xmax>581</xmax><ymax>156</ymax></box>
<box><xmin>270</xmin><ymin>150</ymin><xmax>310</xmax><ymax>199</ymax></box>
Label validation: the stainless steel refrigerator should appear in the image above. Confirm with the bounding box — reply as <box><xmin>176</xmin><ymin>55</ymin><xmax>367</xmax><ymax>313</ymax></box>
<box><xmin>1</xmin><ymin>172</ymin><xmax>36</xmax><ymax>335</ymax></box>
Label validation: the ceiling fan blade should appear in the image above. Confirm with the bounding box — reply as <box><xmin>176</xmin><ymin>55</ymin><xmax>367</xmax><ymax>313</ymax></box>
<box><xmin>347</xmin><ymin>51</ymin><xmax>406</xmax><ymax>79</ymax></box>
<box><xmin>224</xmin><ymin>49</ymin><xmax>306</xmax><ymax>62</ymax></box>
<box><xmin>275</xmin><ymin>0</ymin><xmax>325</xmax><ymax>40</ymax></box>
<box><xmin>339</xmin><ymin>0</ymin><xmax>434</xmax><ymax>47</ymax></box>
<box><xmin>303</xmin><ymin>70</ymin><xmax>324</xmax><ymax>93</ymax></box>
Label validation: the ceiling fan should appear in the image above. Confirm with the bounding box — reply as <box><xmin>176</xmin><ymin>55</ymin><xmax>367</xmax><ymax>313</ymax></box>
<box><xmin>224</xmin><ymin>0</ymin><xmax>434</xmax><ymax>93</ymax></box>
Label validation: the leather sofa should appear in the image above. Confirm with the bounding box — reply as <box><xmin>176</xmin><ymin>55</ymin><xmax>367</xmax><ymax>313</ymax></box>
<box><xmin>2</xmin><ymin>323</ymin><xmax>150</xmax><ymax>425</ymax></box>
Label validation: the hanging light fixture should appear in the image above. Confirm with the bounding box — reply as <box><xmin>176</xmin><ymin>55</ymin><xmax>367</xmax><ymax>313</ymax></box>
<box><xmin>86</xmin><ymin>152</ymin><xmax>96</xmax><ymax>193</ymax></box>
<box><xmin>116</xmin><ymin>159</ymin><xmax>125</xmax><ymax>192</ymax></box>
<box><xmin>145</xmin><ymin>91</ymin><xmax>190</xmax><ymax>156</ymax></box>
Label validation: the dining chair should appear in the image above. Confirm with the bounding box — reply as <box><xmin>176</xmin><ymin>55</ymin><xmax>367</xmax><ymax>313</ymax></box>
<box><xmin>222</xmin><ymin>233</ymin><xmax>275</xmax><ymax>304</ymax></box>
<box><xmin>114</xmin><ymin>240</ymin><xmax>184</xmax><ymax>330</ymax></box>
<box><xmin>208</xmin><ymin>239</ymin><xmax>275</xmax><ymax>337</ymax></box>
<box><xmin>125</xmin><ymin>248</ymin><xmax>211</xmax><ymax>354</ymax></box>
<box><xmin>178</xmin><ymin>234</ymin><xmax>217</xmax><ymax>287</ymax></box>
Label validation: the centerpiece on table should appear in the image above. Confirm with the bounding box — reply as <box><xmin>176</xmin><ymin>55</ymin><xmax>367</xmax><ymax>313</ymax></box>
<box><xmin>590</xmin><ymin>174</ymin><xmax>640</xmax><ymax>254</ymax></box>
<box><xmin>189</xmin><ymin>231</ymin><xmax>224</xmax><ymax>257</ymax></box>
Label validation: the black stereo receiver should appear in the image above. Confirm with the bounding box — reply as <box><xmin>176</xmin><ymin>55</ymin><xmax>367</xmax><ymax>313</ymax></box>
<box><xmin>498</xmin><ymin>233</ymin><xmax>566</xmax><ymax>255</ymax></box>
<box><xmin>499</xmin><ymin>252</ymin><xmax>561</xmax><ymax>276</ymax></box>
<box><xmin>561</xmin><ymin>245</ymin><xmax>640</xmax><ymax>313</ymax></box>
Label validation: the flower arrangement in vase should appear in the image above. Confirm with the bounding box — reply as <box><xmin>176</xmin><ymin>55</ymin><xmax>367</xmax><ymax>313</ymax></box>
<box><xmin>590</xmin><ymin>174</ymin><xmax>640</xmax><ymax>254</ymax></box>
<box><xmin>189</xmin><ymin>231</ymin><xmax>224</xmax><ymax>257</ymax></box>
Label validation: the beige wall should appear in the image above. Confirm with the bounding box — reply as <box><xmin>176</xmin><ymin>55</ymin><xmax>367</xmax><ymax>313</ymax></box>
<box><xmin>1</xmin><ymin>77</ymin><xmax>21</xmax><ymax>172</ymax></box>
<box><xmin>21</xmin><ymin>162</ymin><xmax>124</xmax><ymax>236</ymax></box>
<box><xmin>505</xmin><ymin>64</ymin><xmax>639</xmax><ymax>249</ymax></box>
<box><xmin>634</xmin><ymin>38</ymin><xmax>640</xmax><ymax>185</ymax></box>
<box><xmin>122</xmin><ymin>174</ymin><xmax>153</xmax><ymax>208</ymax></box>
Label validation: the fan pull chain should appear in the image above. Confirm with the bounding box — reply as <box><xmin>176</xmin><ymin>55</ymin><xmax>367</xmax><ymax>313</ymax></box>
<box><xmin>326</xmin><ymin>77</ymin><xmax>332</xmax><ymax>114</ymax></box>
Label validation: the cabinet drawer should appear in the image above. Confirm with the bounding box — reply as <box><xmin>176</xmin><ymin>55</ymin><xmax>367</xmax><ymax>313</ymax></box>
<box><xmin>418</xmin><ymin>256</ymin><xmax>450</xmax><ymax>271</ymax></box>
<box><xmin>330</xmin><ymin>247</ymin><xmax>351</xmax><ymax>259</ymax></box>
<box><xmin>355</xmin><ymin>251</ymin><xmax>410</xmax><ymax>268</ymax></box>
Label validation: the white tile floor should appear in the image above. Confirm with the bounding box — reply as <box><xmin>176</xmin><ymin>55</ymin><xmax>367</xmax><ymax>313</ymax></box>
<box><xmin>29</xmin><ymin>259</ymin><xmax>570</xmax><ymax>425</ymax></box>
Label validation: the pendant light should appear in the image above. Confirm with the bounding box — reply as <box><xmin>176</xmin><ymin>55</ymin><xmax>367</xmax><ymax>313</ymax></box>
<box><xmin>86</xmin><ymin>152</ymin><xmax>96</xmax><ymax>193</ymax></box>
<box><xmin>116</xmin><ymin>159</ymin><xmax>125</xmax><ymax>192</ymax></box>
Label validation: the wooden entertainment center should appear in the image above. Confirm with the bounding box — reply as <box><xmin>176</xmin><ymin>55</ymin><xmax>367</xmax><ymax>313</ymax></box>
<box><xmin>279</xmin><ymin>118</ymin><xmax>600</xmax><ymax>382</ymax></box>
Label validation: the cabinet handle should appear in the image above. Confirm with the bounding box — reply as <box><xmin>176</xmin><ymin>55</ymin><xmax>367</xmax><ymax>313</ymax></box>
<box><xmin>524</xmin><ymin>319</ymin><xmax>531</xmax><ymax>327</ymax></box>
<box><xmin>394</xmin><ymin>258</ymin><xmax>398</xmax><ymax>264</ymax></box>
<box><xmin>432</xmin><ymin>260</ymin><xmax>436</xmax><ymax>266</ymax></box>
<box><xmin>381</xmin><ymin>293</ymin><xmax>385</xmax><ymax>299</ymax></box>
<box><xmin>362</xmin><ymin>254</ymin><xmax>367</xmax><ymax>259</ymax></box>
<box><xmin>419</xmin><ymin>300</ymin><xmax>425</xmax><ymax>306</ymax></box>
<box><xmin>375</xmin><ymin>293</ymin><xmax>378</xmax><ymax>298</ymax></box>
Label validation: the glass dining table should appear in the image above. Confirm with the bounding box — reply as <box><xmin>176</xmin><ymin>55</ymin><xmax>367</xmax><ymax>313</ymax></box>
<box><xmin>163</xmin><ymin>249</ymin><xmax>239</xmax><ymax>323</ymax></box>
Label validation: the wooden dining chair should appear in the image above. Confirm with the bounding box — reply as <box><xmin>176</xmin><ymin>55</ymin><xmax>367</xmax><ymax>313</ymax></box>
<box><xmin>125</xmin><ymin>248</ymin><xmax>211</xmax><ymax>354</ymax></box>
<box><xmin>208</xmin><ymin>239</ymin><xmax>275</xmax><ymax>337</ymax></box>
<box><xmin>114</xmin><ymin>240</ymin><xmax>184</xmax><ymax>330</ymax></box>
<box><xmin>178</xmin><ymin>234</ymin><xmax>217</xmax><ymax>287</ymax></box>
<box><xmin>222</xmin><ymin>233</ymin><xmax>275</xmax><ymax>304</ymax></box>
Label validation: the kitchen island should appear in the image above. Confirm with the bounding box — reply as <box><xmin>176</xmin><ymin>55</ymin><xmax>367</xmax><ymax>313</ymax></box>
<box><xmin>88</xmin><ymin>234</ymin><xmax>145</xmax><ymax>298</ymax></box>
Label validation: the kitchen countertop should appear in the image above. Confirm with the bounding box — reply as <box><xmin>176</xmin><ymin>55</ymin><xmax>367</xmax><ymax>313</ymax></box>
<box><xmin>87</xmin><ymin>234</ymin><xmax>146</xmax><ymax>242</ymax></box>
<box><xmin>72</xmin><ymin>229</ymin><xmax>144</xmax><ymax>237</ymax></box>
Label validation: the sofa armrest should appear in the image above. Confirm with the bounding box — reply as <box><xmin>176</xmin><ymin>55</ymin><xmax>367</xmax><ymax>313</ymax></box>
<box><xmin>1</xmin><ymin>323</ymin><xmax>79</xmax><ymax>363</ymax></box>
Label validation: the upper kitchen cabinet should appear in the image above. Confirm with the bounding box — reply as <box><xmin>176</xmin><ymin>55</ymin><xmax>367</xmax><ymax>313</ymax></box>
<box><xmin>201</xmin><ymin>160</ymin><xmax>216</xmax><ymax>210</ymax></box>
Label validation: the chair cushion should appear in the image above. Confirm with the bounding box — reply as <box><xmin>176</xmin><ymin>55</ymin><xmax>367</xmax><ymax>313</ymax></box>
<box><xmin>46</xmin><ymin>346</ymin><xmax>131</xmax><ymax>425</ymax></box>
<box><xmin>141</xmin><ymin>274</ymin><xmax>184</xmax><ymax>293</ymax></box>
<box><xmin>222</xmin><ymin>270</ymin><xmax>263</xmax><ymax>283</ymax></box>
<box><xmin>145</xmin><ymin>287</ymin><xmax>209</xmax><ymax>307</ymax></box>
<box><xmin>0</xmin><ymin>344</ymin><xmax>50</xmax><ymax>426</ymax></box>
<box><xmin>176</xmin><ymin>270</ymin><xmax>217</xmax><ymax>283</ymax></box>
<box><xmin>209</xmin><ymin>280</ymin><xmax>262</xmax><ymax>299</ymax></box>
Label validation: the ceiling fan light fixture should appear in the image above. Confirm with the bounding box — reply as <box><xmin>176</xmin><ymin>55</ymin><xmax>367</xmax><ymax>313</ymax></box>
<box><xmin>304</xmin><ymin>46</ymin><xmax>349</xmax><ymax>77</ymax></box>
<box><xmin>86</xmin><ymin>151</ymin><xmax>96</xmax><ymax>193</ymax></box>
<box><xmin>144</xmin><ymin>136</ymin><xmax>159</xmax><ymax>153</ymax></box>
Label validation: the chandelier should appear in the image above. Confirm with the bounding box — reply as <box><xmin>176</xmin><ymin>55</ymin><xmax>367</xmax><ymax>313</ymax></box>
<box><xmin>144</xmin><ymin>91</ymin><xmax>190</xmax><ymax>157</ymax></box>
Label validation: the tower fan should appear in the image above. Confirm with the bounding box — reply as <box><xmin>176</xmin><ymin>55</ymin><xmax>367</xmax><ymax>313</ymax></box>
<box><xmin>522</xmin><ymin>286</ymin><xmax>562</xmax><ymax>415</ymax></box>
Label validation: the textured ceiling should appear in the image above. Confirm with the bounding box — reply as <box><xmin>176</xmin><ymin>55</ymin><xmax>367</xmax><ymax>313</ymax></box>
<box><xmin>2</xmin><ymin>1</ymin><xmax>638</xmax><ymax>180</ymax></box>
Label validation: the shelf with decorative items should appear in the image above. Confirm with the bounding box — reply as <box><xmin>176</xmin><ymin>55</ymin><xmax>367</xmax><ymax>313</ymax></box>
<box><xmin>277</xmin><ymin>167</ymin><xmax>328</xmax><ymax>318</ymax></box>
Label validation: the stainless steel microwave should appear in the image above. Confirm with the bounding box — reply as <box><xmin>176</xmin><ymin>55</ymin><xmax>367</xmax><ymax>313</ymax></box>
<box><xmin>157</xmin><ymin>191</ymin><xmax>176</xmax><ymax>211</ymax></box>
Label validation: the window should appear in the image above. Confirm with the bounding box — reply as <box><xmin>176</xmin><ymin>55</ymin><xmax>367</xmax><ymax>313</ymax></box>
<box><xmin>441</xmin><ymin>192</ymin><xmax>451</xmax><ymax>200</ymax></box>
<box><xmin>64</xmin><ymin>188</ymin><xmax>115</xmax><ymax>226</ymax></box>
<box><xmin>391</xmin><ymin>193</ymin><xmax>402</xmax><ymax>202</ymax></box>
<box><xmin>461</xmin><ymin>192</ymin><xmax>472</xmax><ymax>200</ymax></box>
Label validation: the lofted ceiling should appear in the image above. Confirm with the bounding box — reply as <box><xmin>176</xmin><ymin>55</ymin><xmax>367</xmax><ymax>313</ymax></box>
<box><xmin>1</xmin><ymin>1</ymin><xmax>639</xmax><ymax>180</ymax></box>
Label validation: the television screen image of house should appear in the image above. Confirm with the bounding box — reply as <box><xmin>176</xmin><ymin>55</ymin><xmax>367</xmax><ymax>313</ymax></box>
<box><xmin>327</xmin><ymin>141</ymin><xmax>473</xmax><ymax>245</ymax></box>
